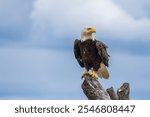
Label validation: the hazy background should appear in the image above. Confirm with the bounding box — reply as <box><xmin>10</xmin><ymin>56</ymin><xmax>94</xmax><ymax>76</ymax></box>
<box><xmin>0</xmin><ymin>0</ymin><xmax>150</xmax><ymax>99</ymax></box>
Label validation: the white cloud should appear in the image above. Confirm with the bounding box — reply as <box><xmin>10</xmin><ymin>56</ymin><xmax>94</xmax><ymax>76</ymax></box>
<box><xmin>114</xmin><ymin>0</ymin><xmax>150</xmax><ymax>18</ymax></box>
<box><xmin>30</xmin><ymin>0</ymin><xmax>150</xmax><ymax>43</ymax></box>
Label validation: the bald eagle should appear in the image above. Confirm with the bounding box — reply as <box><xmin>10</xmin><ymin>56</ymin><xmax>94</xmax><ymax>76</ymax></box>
<box><xmin>74</xmin><ymin>27</ymin><xmax>110</xmax><ymax>79</ymax></box>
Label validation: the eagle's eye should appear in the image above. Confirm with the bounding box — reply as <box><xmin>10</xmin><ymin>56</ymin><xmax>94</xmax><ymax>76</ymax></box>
<box><xmin>87</xmin><ymin>28</ymin><xmax>92</xmax><ymax>30</ymax></box>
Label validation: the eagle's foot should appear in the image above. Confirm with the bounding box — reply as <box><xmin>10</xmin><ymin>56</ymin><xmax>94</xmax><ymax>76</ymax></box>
<box><xmin>90</xmin><ymin>70</ymin><xmax>96</xmax><ymax>78</ymax></box>
<box><xmin>81</xmin><ymin>70</ymin><xmax>90</xmax><ymax>79</ymax></box>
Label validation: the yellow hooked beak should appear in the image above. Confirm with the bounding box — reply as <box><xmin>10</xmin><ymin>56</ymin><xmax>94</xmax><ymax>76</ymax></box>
<box><xmin>88</xmin><ymin>27</ymin><xmax>96</xmax><ymax>33</ymax></box>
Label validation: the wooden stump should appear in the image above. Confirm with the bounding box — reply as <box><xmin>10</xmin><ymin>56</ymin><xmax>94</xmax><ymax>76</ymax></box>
<box><xmin>81</xmin><ymin>74</ymin><xmax>129</xmax><ymax>100</ymax></box>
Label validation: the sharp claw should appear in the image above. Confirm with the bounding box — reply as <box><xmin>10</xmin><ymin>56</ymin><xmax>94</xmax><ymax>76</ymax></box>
<box><xmin>81</xmin><ymin>70</ymin><xmax>89</xmax><ymax>79</ymax></box>
<box><xmin>91</xmin><ymin>74</ymin><xmax>95</xmax><ymax>78</ymax></box>
<box><xmin>90</xmin><ymin>70</ymin><xmax>96</xmax><ymax>78</ymax></box>
<box><xmin>81</xmin><ymin>73</ymin><xmax>88</xmax><ymax>79</ymax></box>
<box><xmin>81</xmin><ymin>70</ymin><xmax>97</xmax><ymax>79</ymax></box>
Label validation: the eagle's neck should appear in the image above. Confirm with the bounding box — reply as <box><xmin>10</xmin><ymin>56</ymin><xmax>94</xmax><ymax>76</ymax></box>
<box><xmin>81</xmin><ymin>34</ymin><xmax>95</xmax><ymax>42</ymax></box>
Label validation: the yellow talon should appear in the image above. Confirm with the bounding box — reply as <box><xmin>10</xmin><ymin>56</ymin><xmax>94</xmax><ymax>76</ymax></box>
<box><xmin>84</xmin><ymin>70</ymin><xmax>88</xmax><ymax>74</ymax></box>
<box><xmin>81</xmin><ymin>70</ymin><xmax>89</xmax><ymax>78</ymax></box>
<box><xmin>91</xmin><ymin>70</ymin><xmax>96</xmax><ymax>78</ymax></box>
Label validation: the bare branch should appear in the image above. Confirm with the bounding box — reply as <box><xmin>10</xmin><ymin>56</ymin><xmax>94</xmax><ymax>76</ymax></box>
<box><xmin>81</xmin><ymin>75</ymin><xmax>130</xmax><ymax>100</ymax></box>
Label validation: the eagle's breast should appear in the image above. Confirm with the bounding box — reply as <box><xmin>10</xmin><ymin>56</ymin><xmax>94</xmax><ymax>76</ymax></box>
<box><xmin>79</xmin><ymin>40</ymin><xmax>102</xmax><ymax>70</ymax></box>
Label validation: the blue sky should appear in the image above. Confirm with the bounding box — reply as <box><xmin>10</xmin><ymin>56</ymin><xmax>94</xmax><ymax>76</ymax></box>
<box><xmin>0</xmin><ymin>0</ymin><xmax>150</xmax><ymax>99</ymax></box>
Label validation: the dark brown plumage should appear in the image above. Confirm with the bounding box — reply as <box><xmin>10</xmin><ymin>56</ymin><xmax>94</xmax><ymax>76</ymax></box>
<box><xmin>74</xmin><ymin>39</ymin><xmax>109</xmax><ymax>71</ymax></box>
<box><xmin>74</xmin><ymin>27</ymin><xmax>110</xmax><ymax>79</ymax></box>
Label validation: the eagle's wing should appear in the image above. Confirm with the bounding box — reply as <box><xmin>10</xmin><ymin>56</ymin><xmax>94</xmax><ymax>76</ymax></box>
<box><xmin>96</xmin><ymin>40</ymin><xmax>110</xmax><ymax>67</ymax></box>
<box><xmin>74</xmin><ymin>39</ymin><xmax>84</xmax><ymax>67</ymax></box>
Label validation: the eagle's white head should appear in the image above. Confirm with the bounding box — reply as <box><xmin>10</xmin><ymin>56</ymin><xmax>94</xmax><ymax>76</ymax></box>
<box><xmin>81</xmin><ymin>26</ymin><xmax>96</xmax><ymax>42</ymax></box>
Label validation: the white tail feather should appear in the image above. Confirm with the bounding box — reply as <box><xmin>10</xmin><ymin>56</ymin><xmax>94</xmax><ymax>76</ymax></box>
<box><xmin>96</xmin><ymin>63</ymin><xmax>109</xmax><ymax>79</ymax></box>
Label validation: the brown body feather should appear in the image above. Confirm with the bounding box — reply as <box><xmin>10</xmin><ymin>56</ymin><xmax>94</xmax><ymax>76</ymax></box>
<box><xmin>74</xmin><ymin>39</ymin><xmax>110</xmax><ymax>79</ymax></box>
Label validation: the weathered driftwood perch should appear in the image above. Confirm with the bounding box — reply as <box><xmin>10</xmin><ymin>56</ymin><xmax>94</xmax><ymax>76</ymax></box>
<box><xmin>81</xmin><ymin>74</ymin><xmax>129</xmax><ymax>100</ymax></box>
